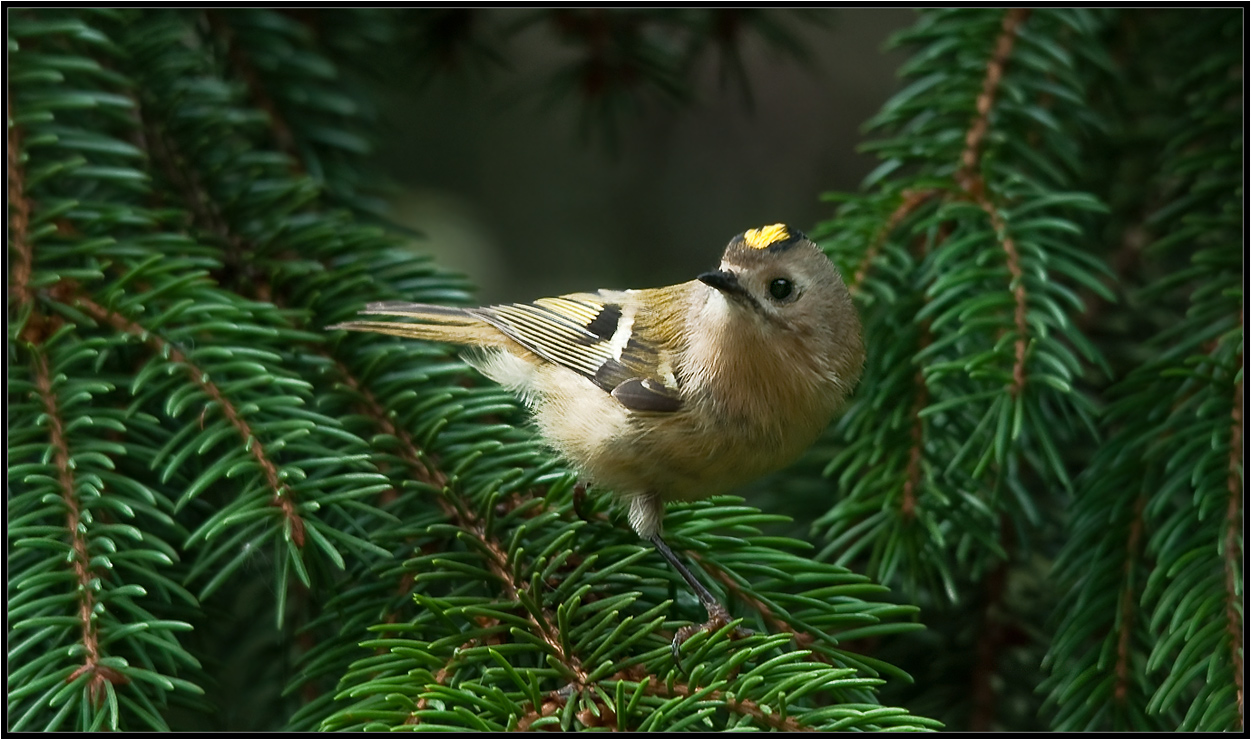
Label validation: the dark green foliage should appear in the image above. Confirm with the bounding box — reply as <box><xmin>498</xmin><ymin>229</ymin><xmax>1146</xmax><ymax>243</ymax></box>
<box><xmin>816</xmin><ymin>8</ymin><xmax>1112</xmax><ymax>597</ymax></box>
<box><xmin>7</xmin><ymin>8</ymin><xmax>932</xmax><ymax>732</ymax></box>
<box><xmin>1039</xmin><ymin>10</ymin><xmax>1243</xmax><ymax>732</ymax></box>
<box><xmin>7</xmin><ymin>7</ymin><xmax>1241</xmax><ymax>734</ymax></box>
<box><xmin>812</xmin><ymin>7</ymin><xmax>1242</xmax><ymax>732</ymax></box>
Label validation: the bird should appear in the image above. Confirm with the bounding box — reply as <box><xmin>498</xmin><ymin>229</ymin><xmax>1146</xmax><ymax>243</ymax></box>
<box><xmin>330</xmin><ymin>223</ymin><xmax>864</xmax><ymax>654</ymax></box>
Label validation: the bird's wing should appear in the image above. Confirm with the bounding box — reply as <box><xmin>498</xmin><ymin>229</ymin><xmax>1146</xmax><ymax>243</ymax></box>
<box><xmin>472</xmin><ymin>289</ymin><xmax>683</xmax><ymax>412</ymax></box>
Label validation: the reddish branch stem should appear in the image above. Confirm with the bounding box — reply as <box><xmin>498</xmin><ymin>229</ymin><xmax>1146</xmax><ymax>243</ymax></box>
<box><xmin>985</xmin><ymin>205</ymin><xmax>1029</xmax><ymax>395</ymax></box>
<box><xmin>693</xmin><ymin>553</ymin><xmax>776</xmax><ymax>626</ymax></box>
<box><xmin>644</xmin><ymin>676</ymin><xmax>809</xmax><ymax>731</ymax></box>
<box><xmin>332</xmin><ymin>359</ymin><xmax>452</xmax><ymax>510</ymax></box>
<box><xmin>473</xmin><ymin>518</ymin><xmax>587</xmax><ymax>684</ymax></box>
<box><xmin>900</xmin><ymin>271</ymin><xmax>940</xmax><ymax>516</ymax></box>
<box><xmin>14</xmin><ymin>103</ymin><xmax>124</xmax><ymax>703</ymax></box>
<box><xmin>332</xmin><ymin>359</ymin><xmax>588</xmax><ymax>721</ymax></box>
<box><xmin>694</xmin><ymin>552</ymin><xmax>882</xmax><ymax>678</ymax></box>
<box><xmin>9</xmin><ymin>99</ymin><xmax>33</xmax><ymax>311</ymax></box>
<box><xmin>849</xmin><ymin>189</ymin><xmax>941</xmax><ymax>293</ymax></box>
<box><xmin>31</xmin><ymin>350</ymin><xmax>126</xmax><ymax>702</ymax></box>
<box><xmin>956</xmin><ymin>8</ymin><xmax>1032</xmax><ymax>398</ymax></box>
<box><xmin>336</xmin><ymin>357</ymin><xmax>454</xmax><ymax>642</ymax></box>
<box><xmin>32</xmin><ymin>350</ymin><xmax>96</xmax><ymax>660</ymax></box>
<box><xmin>692</xmin><ymin>552</ymin><xmax>814</xmax><ymax>660</ymax></box>
<box><xmin>65</xmin><ymin>289</ymin><xmax>306</xmax><ymax>545</ymax></box>
<box><xmin>957</xmin><ymin>9</ymin><xmax>1030</xmax><ymax>196</ymax></box>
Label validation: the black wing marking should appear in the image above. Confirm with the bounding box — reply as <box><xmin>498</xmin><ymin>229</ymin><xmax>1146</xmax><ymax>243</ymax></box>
<box><xmin>474</xmin><ymin>291</ymin><xmax>682</xmax><ymax>412</ymax></box>
<box><xmin>471</xmin><ymin>295</ymin><xmax>614</xmax><ymax>378</ymax></box>
<box><xmin>610</xmin><ymin>378</ymin><xmax>682</xmax><ymax>413</ymax></box>
<box><xmin>582</xmin><ymin>302</ymin><xmax>621</xmax><ymax>342</ymax></box>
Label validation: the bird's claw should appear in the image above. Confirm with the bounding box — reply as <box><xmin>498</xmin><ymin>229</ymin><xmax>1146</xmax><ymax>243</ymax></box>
<box><xmin>670</xmin><ymin>604</ymin><xmax>753</xmax><ymax>673</ymax></box>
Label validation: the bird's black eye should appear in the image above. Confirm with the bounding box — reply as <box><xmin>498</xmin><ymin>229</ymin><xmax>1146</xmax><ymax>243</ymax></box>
<box><xmin>768</xmin><ymin>278</ymin><xmax>794</xmax><ymax>301</ymax></box>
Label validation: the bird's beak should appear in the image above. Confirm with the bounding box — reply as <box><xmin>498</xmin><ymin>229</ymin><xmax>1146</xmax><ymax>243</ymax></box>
<box><xmin>698</xmin><ymin>269</ymin><xmax>752</xmax><ymax>302</ymax></box>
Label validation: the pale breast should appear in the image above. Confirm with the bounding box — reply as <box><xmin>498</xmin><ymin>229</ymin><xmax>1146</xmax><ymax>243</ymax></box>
<box><xmin>525</xmin><ymin>328</ymin><xmax>840</xmax><ymax>502</ymax></box>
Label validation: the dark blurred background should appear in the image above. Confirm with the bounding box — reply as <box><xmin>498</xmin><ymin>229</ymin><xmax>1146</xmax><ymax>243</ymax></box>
<box><xmin>365</xmin><ymin>9</ymin><xmax>914</xmax><ymax>303</ymax></box>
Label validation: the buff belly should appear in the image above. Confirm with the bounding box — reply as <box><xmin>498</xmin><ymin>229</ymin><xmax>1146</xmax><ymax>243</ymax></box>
<box><xmin>533</xmin><ymin>367</ymin><xmax>823</xmax><ymax>503</ymax></box>
<box><xmin>469</xmin><ymin>347</ymin><xmax>829</xmax><ymax>505</ymax></box>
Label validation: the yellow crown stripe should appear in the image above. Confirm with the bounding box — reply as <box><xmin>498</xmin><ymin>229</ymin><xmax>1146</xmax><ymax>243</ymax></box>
<box><xmin>742</xmin><ymin>223</ymin><xmax>790</xmax><ymax>250</ymax></box>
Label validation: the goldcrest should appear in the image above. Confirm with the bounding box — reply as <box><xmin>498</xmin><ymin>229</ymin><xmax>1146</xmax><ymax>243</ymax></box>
<box><xmin>331</xmin><ymin>223</ymin><xmax>864</xmax><ymax>647</ymax></box>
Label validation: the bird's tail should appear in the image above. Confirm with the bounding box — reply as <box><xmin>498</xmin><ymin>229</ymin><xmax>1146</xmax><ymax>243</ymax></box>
<box><xmin>328</xmin><ymin>301</ymin><xmax>506</xmax><ymax>347</ymax></box>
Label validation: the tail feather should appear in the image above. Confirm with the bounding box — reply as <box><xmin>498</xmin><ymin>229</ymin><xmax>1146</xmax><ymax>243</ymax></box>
<box><xmin>361</xmin><ymin>301</ymin><xmax>477</xmax><ymax>321</ymax></box>
<box><xmin>328</xmin><ymin>302</ymin><xmax>506</xmax><ymax>346</ymax></box>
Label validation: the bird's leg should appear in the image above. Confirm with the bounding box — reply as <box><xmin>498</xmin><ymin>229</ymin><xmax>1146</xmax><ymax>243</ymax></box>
<box><xmin>648</xmin><ymin>532</ymin><xmax>751</xmax><ymax>665</ymax></box>
<box><xmin>572</xmin><ymin>481</ymin><xmax>589</xmax><ymax>520</ymax></box>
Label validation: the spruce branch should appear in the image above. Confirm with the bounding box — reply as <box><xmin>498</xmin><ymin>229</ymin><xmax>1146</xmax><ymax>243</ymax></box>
<box><xmin>816</xmin><ymin>6</ymin><xmax>1112</xmax><ymax>589</ymax></box>
<box><xmin>951</xmin><ymin>7</ymin><xmax>1033</xmax><ymax>400</ymax></box>
<box><xmin>954</xmin><ymin>8</ymin><xmax>1029</xmax><ymax>198</ymax></box>
<box><xmin>56</xmin><ymin>287</ymin><xmax>307</xmax><ymax>548</ymax></box>
<box><xmin>1039</xmin><ymin>9</ymin><xmax>1242</xmax><ymax>732</ymax></box>
<box><xmin>15</xmin><ymin>7</ymin><xmax>1238</xmax><ymax>734</ymax></box>
<box><xmin>812</xmin><ymin>7</ymin><xmax>1125</xmax><ymax>729</ymax></box>
<box><xmin>846</xmin><ymin>188</ymin><xmax>942</xmax><ymax>293</ymax></box>
<box><xmin>26</xmin><ymin>347</ymin><xmax>118</xmax><ymax>707</ymax></box>
<box><xmin>9</xmin><ymin>99</ymin><xmax>35</xmax><ymax>312</ymax></box>
<box><xmin>203</xmin><ymin>10</ymin><xmax>303</xmax><ymax>176</ymax></box>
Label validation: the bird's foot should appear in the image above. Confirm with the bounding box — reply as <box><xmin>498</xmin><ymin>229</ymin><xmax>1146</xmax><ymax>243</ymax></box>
<box><xmin>670</xmin><ymin>602</ymin><xmax>753</xmax><ymax>671</ymax></box>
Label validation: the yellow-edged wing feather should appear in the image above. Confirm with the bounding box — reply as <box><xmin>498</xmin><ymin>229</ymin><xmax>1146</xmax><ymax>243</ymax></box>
<box><xmin>333</xmin><ymin>290</ymin><xmax>683</xmax><ymax>411</ymax></box>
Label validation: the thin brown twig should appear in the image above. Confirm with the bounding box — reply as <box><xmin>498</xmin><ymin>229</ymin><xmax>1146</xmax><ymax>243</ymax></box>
<box><xmin>471</xmin><ymin>519</ymin><xmax>588</xmax><ymax>685</ymax></box>
<box><xmin>692</xmin><ymin>553</ymin><xmax>778</xmax><ymax>626</ymax></box>
<box><xmin>957</xmin><ymin>9</ymin><xmax>1031</xmax><ymax>197</ymax></box>
<box><xmin>642</xmin><ymin>676</ymin><xmax>810</xmax><ymax>732</ymax></box>
<box><xmin>849</xmin><ymin>188</ymin><xmax>941</xmax><ymax>294</ymax></box>
<box><xmin>330</xmin><ymin>357</ymin><xmax>589</xmax><ymax>698</ymax></box>
<box><xmin>900</xmin><ymin>300</ymin><xmax>940</xmax><ymax>520</ymax></box>
<box><xmin>955</xmin><ymin>8</ymin><xmax>1031</xmax><ymax>398</ymax></box>
<box><xmin>896</xmin><ymin>217</ymin><xmax>947</xmax><ymax>517</ymax></box>
<box><xmin>692</xmin><ymin>552</ymin><xmax>879</xmax><ymax>679</ymax></box>
<box><xmin>31</xmin><ymin>349</ymin><xmax>128</xmax><ymax>704</ymax></box>
<box><xmin>9</xmin><ymin>98</ymin><xmax>34</xmax><ymax>312</ymax></box>
<box><xmin>406</xmin><ymin>633</ymin><xmax>492</xmax><ymax>723</ymax></box>
<box><xmin>985</xmin><ymin>205</ymin><xmax>1029</xmax><ymax>396</ymax></box>
<box><xmin>692</xmin><ymin>552</ymin><xmax>843</xmax><ymax>673</ymax></box>
<box><xmin>63</xmin><ymin>288</ymin><xmax>306</xmax><ymax>545</ymax></box>
<box><xmin>329</xmin><ymin>359</ymin><xmax>456</xmax><ymax>519</ymax></box>
<box><xmin>14</xmin><ymin>100</ymin><xmax>127</xmax><ymax>706</ymax></box>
